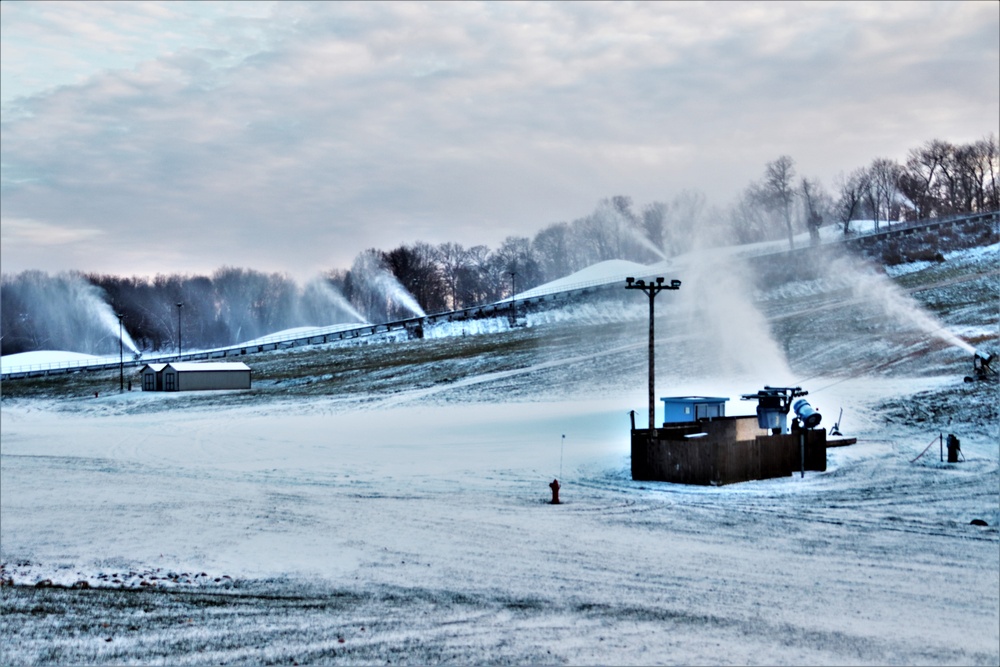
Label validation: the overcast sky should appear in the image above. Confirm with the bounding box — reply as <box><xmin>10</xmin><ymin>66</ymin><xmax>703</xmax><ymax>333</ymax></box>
<box><xmin>2</xmin><ymin>1</ymin><xmax>997</xmax><ymax>279</ymax></box>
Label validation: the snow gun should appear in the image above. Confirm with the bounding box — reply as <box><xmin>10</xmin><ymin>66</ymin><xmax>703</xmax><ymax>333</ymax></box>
<box><xmin>965</xmin><ymin>349</ymin><xmax>997</xmax><ymax>382</ymax></box>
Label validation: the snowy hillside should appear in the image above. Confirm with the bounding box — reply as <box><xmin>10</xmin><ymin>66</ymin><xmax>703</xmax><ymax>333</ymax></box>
<box><xmin>1</xmin><ymin>240</ymin><xmax>997</xmax><ymax>665</ymax></box>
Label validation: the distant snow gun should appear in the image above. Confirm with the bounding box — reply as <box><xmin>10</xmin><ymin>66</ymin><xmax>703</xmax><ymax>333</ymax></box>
<box><xmin>946</xmin><ymin>434</ymin><xmax>963</xmax><ymax>463</ymax></box>
<box><xmin>829</xmin><ymin>408</ymin><xmax>844</xmax><ymax>436</ymax></box>
<box><xmin>964</xmin><ymin>349</ymin><xmax>997</xmax><ymax>383</ymax></box>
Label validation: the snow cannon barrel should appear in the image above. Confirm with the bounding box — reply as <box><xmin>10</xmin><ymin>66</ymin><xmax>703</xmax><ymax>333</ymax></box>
<box><xmin>974</xmin><ymin>349</ymin><xmax>994</xmax><ymax>366</ymax></box>
<box><xmin>793</xmin><ymin>398</ymin><xmax>822</xmax><ymax>429</ymax></box>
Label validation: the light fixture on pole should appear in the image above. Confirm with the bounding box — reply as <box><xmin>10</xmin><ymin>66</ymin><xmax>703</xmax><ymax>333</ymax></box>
<box><xmin>624</xmin><ymin>276</ymin><xmax>681</xmax><ymax>432</ymax></box>
<box><xmin>118</xmin><ymin>313</ymin><xmax>124</xmax><ymax>393</ymax></box>
<box><xmin>176</xmin><ymin>302</ymin><xmax>183</xmax><ymax>357</ymax></box>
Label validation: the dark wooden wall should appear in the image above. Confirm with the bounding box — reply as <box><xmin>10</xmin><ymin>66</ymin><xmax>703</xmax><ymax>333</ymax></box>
<box><xmin>632</xmin><ymin>425</ymin><xmax>826</xmax><ymax>485</ymax></box>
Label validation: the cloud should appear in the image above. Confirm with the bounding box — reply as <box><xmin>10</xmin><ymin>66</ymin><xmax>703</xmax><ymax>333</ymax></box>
<box><xmin>1</xmin><ymin>1</ymin><xmax>997</xmax><ymax>278</ymax></box>
<box><xmin>0</xmin><ymin>217</ymin><xmax>105</xmax><ymax>245</ymax></box>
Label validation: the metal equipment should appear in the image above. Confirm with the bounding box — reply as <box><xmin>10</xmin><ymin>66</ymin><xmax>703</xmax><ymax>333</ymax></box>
<box><xmin>741</xmin><ymin>386</ymin><xmax>820</xmax><ymax>435</ymax></box>
<box><xmin>946</xmin><ymin>434</ymin><xmax>962</xmax><ymax>463</ymax></box>
<box><xmin>965</xmin><ymin>349</ymin><xmax>997</xmax><ymax>382</ymax></box>
<box><xmin>624</xmin><ymin>276</ymin><xmax>682</xmax><ymax>432</ymax></box>
<box><xmin>793</xmin><ymin>398</ymin><xmax>822</xmax><ymax>429</ymax></box>
<box><xmin>829</xmin><ymin>408</ymin><xmax>843</xmax><ymax>436</ymax></box>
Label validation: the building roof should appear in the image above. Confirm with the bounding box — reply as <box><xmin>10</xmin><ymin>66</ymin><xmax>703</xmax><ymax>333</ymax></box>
<box><xmin>167</xmin><ymin>362</ymin><xmax>251</xmax><ymax>372</ymax></box>
<box><xmin>139</xmin><ymin>364</ymin><xmax>168</xmax><ymax>373</ymax></box>
<box><xmin>140</xmin><ymin>362</ymin><xmax>250</xmax><ymax>372</ymax></box>
<box><xmin>661</xmin><ymin>396</ymin><xmax>728</xmax><ymax>403</ymax></box>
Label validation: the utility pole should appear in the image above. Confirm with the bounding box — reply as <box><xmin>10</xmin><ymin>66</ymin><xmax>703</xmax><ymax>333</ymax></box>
<box><xmin>625</xmin><ymin>277</ymin><xmax>681</xmax><ymax>431</ymax></box>
<box><xmin>118</xmin><ymin>313</ymin><xmax>124</xmax><ymax>393</ymax></box>
<box><xmin>509</xmin><ymin>271</ymin><xmax>517</xmax><ymax>326</ymax></box>
<box><xmin>176</xmin><ymin>302</ymin><xmax>183</xmax><ymax>357</ymax></box>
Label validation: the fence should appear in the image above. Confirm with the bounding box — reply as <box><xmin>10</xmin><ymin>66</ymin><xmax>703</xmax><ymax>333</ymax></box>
<box><xmin>631</xmin><ymin>420</ymin><xmax>827</xmax><ymax>485</ymax></box>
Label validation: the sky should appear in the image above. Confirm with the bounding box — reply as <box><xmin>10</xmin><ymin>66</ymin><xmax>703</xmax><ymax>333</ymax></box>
<box><xmin>1</xmin><ymin>1</ymin><xmax>997</xmax><ymax>280</ymax></box>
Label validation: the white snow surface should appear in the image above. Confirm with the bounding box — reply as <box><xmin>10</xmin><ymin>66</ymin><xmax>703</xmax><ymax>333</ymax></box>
<box><xmin>2</xmin><ymin>235</ymin><xmax>998</xmax><ymax>664</ymax></box>
<box><xmin>2</xmin><ymin>371</ymin><xmax>998</xmax><ymax>664</ymax></box>
<box><xmin>513</xmin><ymin>259</ymin><xmax>669</xmax><ymax>300</ymax></box>
<box><xmin>1</xmin><ymin>350</ymin><xmax>105</xmax><ymax>370</ymax></box>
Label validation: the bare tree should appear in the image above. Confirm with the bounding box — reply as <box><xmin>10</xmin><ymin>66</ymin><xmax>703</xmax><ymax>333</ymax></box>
<box><xmin>729</xmin><ymin>183</ymin><xmax>772</xmax><ymax>244</ymax></box>
<box><xmin>435</xmin><ymin>242</ymin><xmax>467</xmax><ymax>310</ymax></box>
<box><xmin>903</xmin><ymin>139</ymin><xmax>951</xmax><ymax>218</ymax></box>
<box><xmin>764</xmin><ymin>156</ymin><xmax>797</xmax><ymax>249</ymax></box>
<box><xmin>532</xmin><ymin>222</ymin><xmax>572</xmax><ymax>282</ymax></box>
<box><xmin>900</xmin><ymin>137</ymin><xmax>1000</xmax><ymax>216</ymax></box>
<box><xmin>834</xmin><ymin>168</ymin><xmax>869</xmax><ymax>235</ymax></box>
<box><xmin>494</xmin><ymin>236</ymin><xmax>542</xmax><ymax>296</ymax></box>
<box><xmin>461</xmin><ymin>244</ymin><xmax>501</xmax><ymax>304</ymax></box>
<box><xmin>799</xmin><ymin>177</ymin><xmax>826</xmax><ymax>246</ymax></box>
<box><xmin>979</xmin><ymin>134</ymin><xmax>1000</xmax><ymax>212</ymax></box>
<box><xmin>862</xmin><ymin>164</ymin><xmax>882</xmax><ymax>232</ymax></box>
<box><xmin>869</xmin><ymin>158</ymin><xmax>902</xmax><ymax>228</ymax></box>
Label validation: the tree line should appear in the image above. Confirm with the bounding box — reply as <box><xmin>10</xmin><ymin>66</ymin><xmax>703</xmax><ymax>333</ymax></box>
<box><xmin>2</xmin><ymin>135</ymin><xmax>996</xmax><ymax>355</ymax></box>
<box><xmin>731</xmin><ymin>136</ymin><xmax>999</xmax><ymax>247</ymax></box>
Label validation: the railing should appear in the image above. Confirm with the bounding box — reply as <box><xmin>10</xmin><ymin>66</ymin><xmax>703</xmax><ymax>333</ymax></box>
<box><xmin>843</xmin><ymin>210</ymin><xmax>998</xmax><ymax>244</ymax></box>
<box><xmin>0</xmin><ymin>322</ymin><xmax>374</xmax><ymax>377</ymax></box>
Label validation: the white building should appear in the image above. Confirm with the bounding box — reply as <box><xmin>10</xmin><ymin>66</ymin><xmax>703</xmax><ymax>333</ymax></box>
<box><xmin>140</xmin><ymin>362</ymin><xmax>251</xmax><ymax>391</ymax></box>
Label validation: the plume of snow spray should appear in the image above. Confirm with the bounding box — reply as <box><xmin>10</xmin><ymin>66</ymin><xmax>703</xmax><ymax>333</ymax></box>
<box><xmin>674</xmin><ymin>249</ymin><xmax>794</xmax><ymax>383</ymax></box>
<box><xmin>830</xmin><ymin>257</ymin><xmax>976</xmax><ymax>354</ymax></box>
<box><xmin>299</xmin><ymin>278</ymin><xmax>369</xmax><ymax>325</ymax></box>
<box><xmin>0</xmin><ymin>271</ymin><xmax>139</xmax><ymax>355</ymax></box>
<box><xmin>372</xmin><ymin>270</ymin><xmax>426</xmax><ymax>318</ymax></box>
<box><xmin>603</xmin><ymin>199</ymin><xmax>669</xmax><ymax>262</ymax></box>
<box><xmin>350</xmin><ymin>251</ymin><xmax>426</xmax><ymax>321</ymax></box>
<box><xmin>624</xmin><ymin>223</ymin><xmax>668</xmax><ymax>262</ymax></box>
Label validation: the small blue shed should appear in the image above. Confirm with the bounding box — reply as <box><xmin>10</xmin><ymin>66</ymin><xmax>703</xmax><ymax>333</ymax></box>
<box><xmin>661</xmin><ymin>396</ymin><xmax>728</xmax><ymax>425</ymax></box>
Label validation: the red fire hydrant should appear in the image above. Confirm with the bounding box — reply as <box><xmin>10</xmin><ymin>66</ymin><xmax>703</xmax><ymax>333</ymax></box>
<box><xmin>549</xmin><ymin>479</ymin><xmax>561</xmax><ymax>505</ymax></box>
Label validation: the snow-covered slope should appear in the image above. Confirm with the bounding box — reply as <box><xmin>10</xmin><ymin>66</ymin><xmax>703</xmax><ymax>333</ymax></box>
<box><xmin>513</xmin><ymin>258</ymin><xmax>670</xmax><ymax>300</ymax></box>
<box><xmin>1</xmin><ymin>240</ymin><xmax>997</xmax><ymax>665</ymax></box>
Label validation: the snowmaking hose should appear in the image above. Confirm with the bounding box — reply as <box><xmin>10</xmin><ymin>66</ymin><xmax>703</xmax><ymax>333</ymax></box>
<box><xmin>909</xmin><ymin>436</ymin><xmax>941</xmax><ymax>463</ymax></box>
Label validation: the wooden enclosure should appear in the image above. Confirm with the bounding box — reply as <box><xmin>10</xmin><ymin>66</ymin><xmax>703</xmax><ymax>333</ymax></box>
<box><xmin>631</xmin><ymin>416</ymin><xmax>827</xmax><ymax>485</ymax></box>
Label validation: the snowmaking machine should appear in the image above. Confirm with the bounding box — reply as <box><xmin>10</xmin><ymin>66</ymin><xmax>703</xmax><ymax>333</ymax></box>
<box><xmin>740</xmin><ymin>386</ymin><xmax>821</xmax><ymax>435</ymax></box>
<box><xmin>964</xmin><ymin>349</ymin><xmax>997</xmax><ymax>383</ymax></box>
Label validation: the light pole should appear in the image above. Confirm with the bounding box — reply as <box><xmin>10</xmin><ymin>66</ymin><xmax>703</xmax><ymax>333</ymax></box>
<box><xmin>118</xmin><ymin>313</ymin><xmax>124</xmax><ymax>393</ymax></box>
<box><xmin>509</xmin><ymin>271</ymin><xmax>517</xmax><ymax>326</ymax></box>
<box><xmin>624</xmin><ymin>276</ymin><xmax>681</xmax><ymax>432</ymax></box>
<box><xmin>176</xmin><ymin>302</ymin><xmax>183</xmax><ymax>357</ymax></box>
